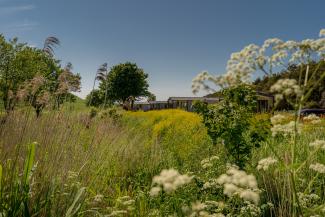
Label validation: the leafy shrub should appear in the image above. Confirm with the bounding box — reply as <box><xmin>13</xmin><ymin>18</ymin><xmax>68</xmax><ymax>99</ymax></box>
<box><xmin>194</xmin><ymin>85</ymin><xmax>268</xmax><ymax>168</ymax></box>
<box><xmin>89</xmin><ymin>107</ymin><xmax>98</xmax><ymax>119</ymax></box>
<box><xmin>85</xmin><ymin>89</ymin><xmax>103</xmax><ymax>107</ymax></box>
<box><xmin>99</xmin><ymin>106</ymin><xmax>123</xmax><ymax>123</ymax></box>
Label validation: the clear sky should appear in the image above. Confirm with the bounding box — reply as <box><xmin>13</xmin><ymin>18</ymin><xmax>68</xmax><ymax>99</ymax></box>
<box><xmin>1</xmin><ymin>0</ymin><xmax>324</xmax><ymax>100</ymax></box>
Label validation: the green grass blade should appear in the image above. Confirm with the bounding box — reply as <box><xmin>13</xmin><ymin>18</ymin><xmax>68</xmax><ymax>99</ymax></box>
<box><xmin>23</xmin><ymin>142</ymin><xmax>36</xmax><ymax>186</ymax></box>
<box><xmin>0</xmin><ymin>164</ymin><xmax>2</xmax><ymax>199</ymax></box>
<box><xmin>65</xmin><ymin>187</ymin><xmax>86</xmax><ymax>217</ymax></box>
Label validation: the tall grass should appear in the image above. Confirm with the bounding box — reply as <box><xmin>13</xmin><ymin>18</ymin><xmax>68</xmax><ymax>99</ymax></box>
<box><xmin>250</xmin><ymin>116</ymin><xmax>325</xmax><ymax>216</ymax></box>
<box><xmin>0</xmin><ymin>109</ymin><xmax>213</xmax><ymax>216</ymax></box>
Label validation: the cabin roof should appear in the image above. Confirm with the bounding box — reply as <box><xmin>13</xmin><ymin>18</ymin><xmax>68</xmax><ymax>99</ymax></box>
<box><xmin>149</xmin><ymin>101</ymin><xmax>168</xmax><ymax>104</ymax></box>
<box><xmin>168</xmin><ymin>97</ymin><xmax>220</xmax><ymax>101</ymax></box>
<box><xmin>134</xmin><ymin>101</ymin><xmax>150</xmax><ymax>105</ymax></box>
<box><xmin>256</xmin><ymin>91</ymin><xmax>274</xmax><ymax>98</ymax></box>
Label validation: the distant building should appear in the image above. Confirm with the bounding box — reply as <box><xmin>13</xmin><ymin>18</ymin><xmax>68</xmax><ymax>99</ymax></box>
<box><xmin>149</xmin><ymin>101</ymin><xmax>169</xmax><ymax>110</ymax></box>
<box><xmin>167</xmin><ymin>97</ymin><xmax>220</xmax><ymax>111</ymax></box>
<box><xmin>256</xmin><ymin>91</ymin><xmax>274</xmax><ymax>113</ymax></box>
<box><xmin>133</xmin><ymin>101</ymin><xmax>151</xmax><ymax>111</ymax></box>
<box><xmin>132</xmin><ymin>92</ymin><xmax>274</xmax><ymax>112</ymax></box>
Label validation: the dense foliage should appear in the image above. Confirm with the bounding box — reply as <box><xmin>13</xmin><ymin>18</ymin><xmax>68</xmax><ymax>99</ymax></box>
<box><xmin>194</xmin><ymin>85</ymin><xmax>269</xmax><ymax>168</ymax></box>
<box><xmin>254</xmin><ymin>60</ymin><xmax>325</xmax><ymax>109</ymax></box>
<box><xmin>0</xmin><ymin>35</ymin><xmax>81</xmax><ymax>115</ymax></box>
<box><xmin>87</xmin><ymin>62</ymin><xmax>153</xmax><ymax>109</ymax></box>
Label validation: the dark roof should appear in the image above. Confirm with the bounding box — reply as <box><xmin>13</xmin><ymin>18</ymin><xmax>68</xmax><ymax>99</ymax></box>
<box><xmin>256</xmin><ymin>91</ymin><xmax>274</xmax><ymax>97</ymax></box>
<box><xmin>149</xmin><ymin>101</ymin><xmax>168</xmax><ymax>104</ymax></box>
<box><xmin>134</xmin><ymin>102</ymin><xmax>150</xmax><ymax>105</ymax></box>
<box><xmin>168</xmin><ymin>97</ymin><xmax>220</xmax><ymax>101</ymax></box>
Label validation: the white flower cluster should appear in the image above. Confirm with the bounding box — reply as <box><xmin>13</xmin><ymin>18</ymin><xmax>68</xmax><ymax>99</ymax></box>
<box><xmin>107</xmin><ymin>210</ymin><xmax>127</xmax><ymax>216</ymax></box>
<box><xmin>297</xmin><ymin>192</ymin><xmax>320</xmax><ymax>208</ymax></box>
<box><xmin>271</xmin><ymin>121</ymin><xmax>300</xmax><ymax>137</ymax></box>
<box><xmin>310</xmin><ymin>163</ymin><xmax>325</xmax><ymax>174</ymax></box>
<box><xmin>270</xmin><ymin>114</ymin><xmax>287</xmax><ymax>125</ymax></box>
<box><xmin>240</xmin><ymin>201</ymin><xmax>261</xmax><ymax>217</ymax></box>
<box><xmin>150</xmin><ymin>169</ymin><xmax>193</xmax><ymax>196</ymax></box>
<box><xmin>192</xmin><ymin>71</ymin><xmax>216</xmax><ymax>94</ymax></box>
<box><xmin>67</xmin><ymin>171</ymin><xmax>78</xmax><ymax>180</ymax></box>
<box><xmin>107</xmin><ymin>196</ymin><xmax>135</xmax><ymax>216</ymax></box>
<box><xmin>320</xmin><ymin>29</ymin><xmax>325</xmax><ymax>37</ymax></box>
<box><xmin>303</xmin><ymin>114</ymin><xmax>321</xmax><ymax>124</ymax></box>
<box><xmin>183</xmin><ymin>201</ymin><xmax>225</xmax><ymax>217</ymax></box>
<box><xmin>257</xmin><ymin>157</ymin><xmax>278</xmax><ymax>171</ymax></box>
<box><xmin>270</xmin><ymin>79</ymin><xmax>302</xmax><ymax>102</ymax></box>
<box><xmin>116</xmin><ymin>196</ymin><xmax>135</xmax><ymax>208</ymax></box>
<box><xmin>192</xmin><ymin>29</ymin><xmax>325</xmax><ymax>94</ymax></box>
<box><xmin>216</xmin><ymin>166</ymin><xmax>260</xmax><ymax>204</ymax></box>
<box><xmin>201</xmin><ymin>156</ymin><xmax>219</xmax><ymax>169</ymax></box>
<box><xmin>93</xmin><ymin>194</ymin><xmax>104</xmax><ymax>202</ymax></box>
<box><xmin>309</xmin><ymin>139</ymin><xmax>325</xmax><ymax>149</ymax></box>
<box><xmin>203</xmin><ymin>178</ymin><xmax>221</xmax><ymax>190</ymax></box>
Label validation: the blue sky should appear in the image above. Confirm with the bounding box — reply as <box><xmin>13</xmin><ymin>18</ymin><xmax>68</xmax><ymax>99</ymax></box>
<box><xmin>1</xmin><ymin>0</ymin><xmax>324</xmax><ymax>100</ymax></box>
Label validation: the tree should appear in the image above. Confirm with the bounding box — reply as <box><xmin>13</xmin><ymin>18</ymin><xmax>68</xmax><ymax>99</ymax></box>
<box><xmin>0</xmin><ymin>36</ymin><xmax>58</xmax><ymax>112</ymax></box>
<box><xmin>86</xmin><ymin>89</ymin><xmax>103</xmax><ymax>107</ymax></box>
<box><xmin>88</xmin><ymin>63</ymin><xmax>109</xmax><ymax>107</ymax></box>
<box><xmin>96</xmin><ymin>63</ymin><xmax>110</xmax><ymax>107</ymax></box>
<box><xmin>0</xmin><ymin>36</ymin><xmax>24</xmax><ymax>111</ymax></box>
<box><xmin>53</xmin><ymin>62</ymin><xmax>81</xmax><ymax>109</ymax></box>
<box><xmin>0</xmin><ymin>35</ymin><xmax>80</xmax><ymax>115</ymax></box>
<box><xmin>17</xmin><ymin>75</ymin><xmax>50</xmax><ymax>117</ymax></box>
<box><xmin>101</xmin><ymin>62</ymin><xmax>150</xmax><ymax>109</ymax></box>
<box><xmin>147</xmin><ymin>92</ymin><xmax>156</xmax><ymax>102</ymax></box>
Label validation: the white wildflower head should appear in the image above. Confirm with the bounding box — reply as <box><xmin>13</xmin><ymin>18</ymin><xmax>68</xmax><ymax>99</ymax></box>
<box><xmin>203</xmin><ymin>179</ymin><xmax>221</xmax><ymax>190</ymax></box>
<box><xmin>149</xmin><ymin>186</ymin><xmax>161</xmax><ymax>197</ymax></box>
<box><xmin>270</xmin><ymin>114</ymin><xmax>287</xmax><ymax>125</ymax></box>
<box><xmin>270</xmin><ymin>79</ymin><xmax>302</xmax><ymax>102</ymax></box>
<box><xmin>185</xmin><ymin>201</ymin><xmax>225</xmax><ymax>217</ymax></box>
<box><xmin>320</xmin><ymin>29</ymin><xmax>325</xmax><ymax>37</ymax></box>
<box><xmin>310</xmin><ymin>163</ymin><xmax>325</xmax><ymax>174</ymax></box>
<box><xmin>257</xmin><ymin>157</ymin><xmax>278</xmax><ymax>171</ymax></box>
<box><xmin>271</xmin><ymin>121</ymin><xmax>301</xmax><ymax>137</ymax></box>
<box><xmin>67</xmin><ymin>171</ymin><xmax>78</xmax><ymax>180</ymax></box>
<box><xmin>114</xmin><ymin>196</ymin><xmax>135</xmax><ymax>212</ymax></box>
<box><xmin>193</xmin><ymin>29</ymin><xmax>325</xmax><ymax>93</ymax></box>
<box><xmin>200</xmin><ymin>155</ymin><xmax>219</xmax><ymax>169</ymax></box>
<box><xmin>93</xmin><ymin>194</ymin><xmax>104</xmax><ymax>202</ymax></box>
<box><xmin>191</xmin><ymin>201</ymin><xmax>207</xmax><ymax>212</ymax></box>
<box><xmin>303</xmin><ymin>114</ymin><xmax>321</xmax><ymax>124</ymax></box>
<box><xmin>297</xmin><ymin>192</ymin><xmax>320</xmax><ymax>208</ymax></box>
<box><xmin>309</xmin><ymin>139</ymin><xmax>325</xmax><ymax>150</ymax></box>
<box><xmin>217</xmin><ymin>166</ymin><xmax>259</xmax><ymax>204</ymax></box>
<box><xmin>108</xmin><ymin>210</ymin><xmax>128</xmax><ymax>216</ymax></box>
<box><xmin>150</xmin><ymin>169</ymin><xmax>193</xmax><ymax>196</ymax></box>
<box><xmin>240</xmin><ymin>201</ymin><xmax>261</xmax><ymax>217</ymax></box>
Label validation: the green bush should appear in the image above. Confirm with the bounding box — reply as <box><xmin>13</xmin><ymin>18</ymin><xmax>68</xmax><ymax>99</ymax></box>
<box><xmin>195</xmin><ymin>85</ymin><xmax>268</xmax><ymax>168</ymax></box>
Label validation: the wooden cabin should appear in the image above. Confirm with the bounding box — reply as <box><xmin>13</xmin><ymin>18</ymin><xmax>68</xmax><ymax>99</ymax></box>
<box><xmin>132</xmin><ymin>92</ymin><xmax>273</xmax><ymax>112</ymax></box>
<box><xmin>167</xmin><ymin>97</ymin><xmax>220</xmax><ymax>111</ymax></box>
<box><xmin>149</xmin><ymin>101</ymin><xmax>169</xmax><ymax>110</ymax></box>
<box><xmin>133</xmin><ymin>101</ymin><xmax>151</xmax><ymax>111</ymax></box>
<box><xmin>256</xmin><ymin>91</ymin><xmax>274</xmax><ymax>113</ymax></box>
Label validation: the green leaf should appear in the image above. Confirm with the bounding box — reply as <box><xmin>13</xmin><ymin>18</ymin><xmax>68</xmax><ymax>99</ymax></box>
<box><xmin>23</xmin><ymin>142</ymin><xmax>36</xmax><ymax>186</ymax></box>
<box><xmin>0</xmin><ymin>164</ymin><xmax>2</xmax><ymax>198</ymax></box>
<box><xmin>65</xmin><ymin>187</ymin><xmax>86</xmax><ymax>217</ymax></box>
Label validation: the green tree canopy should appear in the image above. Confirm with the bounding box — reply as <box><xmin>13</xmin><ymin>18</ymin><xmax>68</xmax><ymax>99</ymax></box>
<box><xmin>105</xmin><ymin>62</ymin><xmax>149</xmax><ymax>103</ymax></box>
<box><xmin>0</xmin><ymin>35</ymin><xmax>80</xmax><ymax>114</ymax></box>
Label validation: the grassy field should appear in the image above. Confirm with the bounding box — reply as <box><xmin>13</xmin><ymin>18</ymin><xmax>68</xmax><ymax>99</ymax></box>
<box><xmin>0</xmin><ymin>108</ymin><xmax>324</xmax><ymax>216</ymax></box>
<box><xmin>0</xmin><ymin>108</ymin><xmax>215</xmax><ymax>216</ymax></box>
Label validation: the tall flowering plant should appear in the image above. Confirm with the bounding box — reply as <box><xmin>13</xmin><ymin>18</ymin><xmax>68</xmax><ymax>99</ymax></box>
<box><xmin>192</xmin><ymin>29</ymin><xmax>325</xmax><ymax>216</ymax></box>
